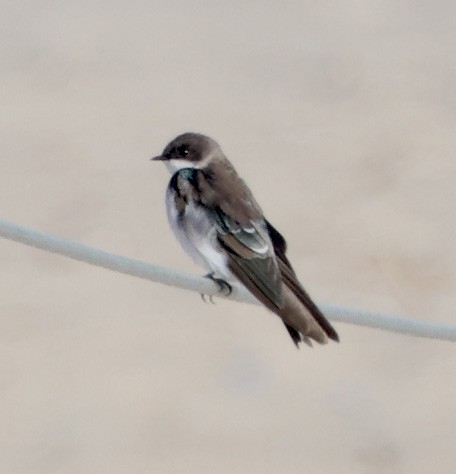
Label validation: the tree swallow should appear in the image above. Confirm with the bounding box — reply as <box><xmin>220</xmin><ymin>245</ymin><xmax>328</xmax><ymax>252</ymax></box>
<box><xmin>152</xmin><ymin>132</ymin><xmax>339</xmax><ymax>347</ymax></box>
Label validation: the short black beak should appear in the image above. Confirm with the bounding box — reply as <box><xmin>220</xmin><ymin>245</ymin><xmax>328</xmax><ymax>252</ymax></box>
<box><xmin>151</xmin><ymin>155</ymin><xmax>166</xmax><ymax>161</ymax></box>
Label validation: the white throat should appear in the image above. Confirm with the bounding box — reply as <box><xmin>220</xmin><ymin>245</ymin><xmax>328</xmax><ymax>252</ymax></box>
<box><xmin>165</xmin><ymin>159</ymin><xmax>196</xmax><ymax>175</ymax></box>
<box><xmin>165</xmin><ymin>154</ymin><xmax>215</xmax><ymax>175</ymax></box>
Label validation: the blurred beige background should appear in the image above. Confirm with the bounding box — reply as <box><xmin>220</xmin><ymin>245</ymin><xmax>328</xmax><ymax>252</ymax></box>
<box><xmin>1</xmin><ymin>1</ymin><xmax>455</xmax><ymax>473</ymax></box>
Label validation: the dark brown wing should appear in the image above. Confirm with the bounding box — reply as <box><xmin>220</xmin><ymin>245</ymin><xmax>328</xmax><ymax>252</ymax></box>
<box><xmin>193</xmin><ymin>164</ymin><xmax>338</xmax><ymax>345</ymax></box>
<box><xmin>194</xmin><ymin>165</ymin><xmax>284</xmax><ymax>312</ymax></box>
<box><xmin>214</xmin><ymin>211</ymin><xmax>283</xmax><ymax>312</ymax></box>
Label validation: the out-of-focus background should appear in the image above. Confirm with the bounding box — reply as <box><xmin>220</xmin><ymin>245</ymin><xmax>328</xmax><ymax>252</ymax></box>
<box><xmin>1</xmin><ymin>2</ymin><xmax>455</xmax><ymax>473</ymax></box>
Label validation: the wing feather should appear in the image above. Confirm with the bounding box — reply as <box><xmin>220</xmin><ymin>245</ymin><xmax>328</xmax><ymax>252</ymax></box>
<box><xmin>213</xmin><ymin>209</ymin><xmax>283</xmax><ymax>309</ymax></box>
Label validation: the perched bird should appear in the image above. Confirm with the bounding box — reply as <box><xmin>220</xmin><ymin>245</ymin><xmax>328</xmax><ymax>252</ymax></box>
<box><xmin>152</xmin><ymin>133</ymin><xmax>339</xmax><ymax>346</ymax></box>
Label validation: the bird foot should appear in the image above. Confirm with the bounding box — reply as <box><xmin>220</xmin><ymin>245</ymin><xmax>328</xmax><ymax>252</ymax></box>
<box><xmin>200</xmin><ymin>273</ymin><xmax>232</xmax><ymax>303</ymax></box>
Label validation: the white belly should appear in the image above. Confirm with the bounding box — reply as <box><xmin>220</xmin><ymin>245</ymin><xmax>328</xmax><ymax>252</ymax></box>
<box><xmin>165</xmin><ymin>187</ymin><xmax>233</xmax><ymax>280</ymax></box>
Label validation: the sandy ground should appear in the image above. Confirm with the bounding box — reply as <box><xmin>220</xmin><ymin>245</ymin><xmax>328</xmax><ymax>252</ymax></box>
<box><xmin>1</xmin><ymin>2</ymin><xmax>455</xmax><ymax>473</ymax></box>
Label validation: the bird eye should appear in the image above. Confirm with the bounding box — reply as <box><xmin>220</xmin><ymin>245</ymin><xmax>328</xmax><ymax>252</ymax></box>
<box><xmin>177</xmin><ymin>145</ymin><xmax>189</xmax><ymax>157</ymax></box>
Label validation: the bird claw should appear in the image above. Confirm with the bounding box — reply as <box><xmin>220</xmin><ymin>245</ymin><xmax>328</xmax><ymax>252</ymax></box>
<box><xmin>200</xmin><ymin>293</ymin><xmax>216</xmax><ymax>304</ymax></box>
<box><xmin>200</xmin><ymin>273</ymin><xmax>232</xmax><ymax>303</ymax></box>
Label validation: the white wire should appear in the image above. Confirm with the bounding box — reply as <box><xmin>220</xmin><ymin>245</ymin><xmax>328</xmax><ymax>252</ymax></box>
<box><xmin>0</xmin><ymin>219</ymin><xmax>454</xmax><ymax>342</ymax></box>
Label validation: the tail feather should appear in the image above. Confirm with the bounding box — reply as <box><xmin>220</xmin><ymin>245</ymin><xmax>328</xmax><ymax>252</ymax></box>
<box><xmin>266</xmin><ymin>219</ymin><xmax>339</xmax><ymax>345</ymax></box>
<box><xmin>280</xmin><ymin>260</ymin><xmax>339</xmax><ymax>343</ymax></box>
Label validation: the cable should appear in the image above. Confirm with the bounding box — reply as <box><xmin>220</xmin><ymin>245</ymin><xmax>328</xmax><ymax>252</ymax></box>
<box><xmin>0</xmin><ymin>219</ymin><xmax>454</xmax><ymax>342</ymax></box>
